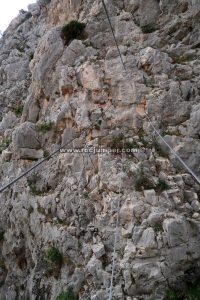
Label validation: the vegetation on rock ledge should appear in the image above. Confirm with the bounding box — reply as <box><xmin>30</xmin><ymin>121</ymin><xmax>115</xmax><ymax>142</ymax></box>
<box><xmin>166</xmin><ymin>278</ymin><xmax>200</xmax><ymax>300</ymax></box>
<box><xmin>44</xmin><ymin>246</ymin><xmax>63</xmax><ymax>266</ymax></box>
<box><xmin>0</xmin><ymin>138</ymin><xmax>12</xmax><ymax>154</ymax></box>
<box><xmin>56</xmin><ymin>288</ymin><xmax>76</xmax><ymax>300</ymax></box>
<box><xmin>60</xmin><ymin>20</ymin><xmax>86</xmax><ymax>45</ymax></box>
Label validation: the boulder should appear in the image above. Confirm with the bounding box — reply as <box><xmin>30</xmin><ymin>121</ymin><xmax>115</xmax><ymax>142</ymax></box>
<box><xmin>163</xmin><ymin>218</ymin><xmax>188</xmax><ymax>247</ymax></box>
<box><xmin>137</xmin><ymin>227</ymin><xmax>157</xmax><ymax>249</ymax></box>
<box><xmin>12</xmin><ymin>122</ymin><xmax>40</xmax><ymax>150</ymax></box>
<box><xmin>19</xmin><ymin>148</ymin><xmax>44</xmax><ymax>160</ymax></box>
<box><xmin>79</xmin><ymin>62</ymin><xmax>103</xmax><ymax>91</ymax></box>
<box><xmin>59</xmin><ymin>66</ymin><xmax>78</xmax><ymax>96</ymax></box>
<box><xmin>0</xmin><ymin>112</ymin><xmax>17</xmax><ymax>132</ymax></box>
<box><xmin>92</xmin><ymin>243</ymin><xmax>105</xmax><ymax>258</ymax></box>
<box><xmin>133</xmin><ymin>0</ymin><xmax>160</xmax><ymax>27</ymax></box>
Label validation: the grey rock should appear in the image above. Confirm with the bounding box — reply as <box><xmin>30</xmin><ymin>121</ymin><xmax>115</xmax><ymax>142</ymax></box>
<box><xmin>12</xmin><ymin>122</ymin><xmax>40</xmax><ymax>150</ymax></box>
<box><xmin>61</xmin><ymin>40</ymin><xmax>86</xmax><ymax>67</ymax></box>
<box><xmin>163</xmin><ymin>218</ymin><xmax>188</xmax><ymax>247</ymax></box>
<box><xmin>61</xmin><ymin>127</ymin><xmax>76</xmax><ymax>148</ymax></box>
<box><xmin>0</xmin><ymin>112</ymin><xmax>17</xmax><ymax>131</ymax></box>
<box><xmin>19</xmin><ymin>148</ymin><xmax>44</xmax><ymax>160</ymax></box>
<box><xmin>92</xmin><ymin>243</ymin><xmax>105</xmax><ymax>258</ymax></box>
<box><xmin>191</xmin><ymin>200</ymin><xmax>200</xmax><ymax>212</ymax></box>
<box><xmin>137</xmin><ymin>227</ymin><xmax>156</xmax><ymax>249</ymax></box>
<box><xmin>59</xmin><ymin>66</ymin><xmax>78</xmax><ymax>96</ymax></box>
<box><xmin>131</xmin><ymin>0</ymin><xmax>160</xmax><ymax>27</ymax></box>
<box><xmin>144</xmin><ymin>190</ymin><xmax>159</xmax><ymax>206</ymax></box>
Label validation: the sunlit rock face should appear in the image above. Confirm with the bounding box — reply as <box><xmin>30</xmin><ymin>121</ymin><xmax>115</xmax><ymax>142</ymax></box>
<box><xmin>0</xmin><ymin>0</ymin><xmax>200</xmax><ymax>299</ymax></box>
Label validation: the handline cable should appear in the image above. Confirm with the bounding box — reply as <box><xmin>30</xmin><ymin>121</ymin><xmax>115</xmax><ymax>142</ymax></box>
<box><xmin>101</xmin><ymin>0</ymin><xmax>126</xmax><ymax>72</ymax></box>
<box><xmin>108</xmin><ymin>194</ymin><xmax>120</xmax><ymax>300</ymax></box>
<box><xmin>101</xmin><ymin>0</ymin><xmax>136</xmax><ymax>99</ymax></box>
<box><xmin>145</xmin><ymin>114</ymin><xmax>200</xmax><ymax>185</ymax></box>
<box><xmin>108</xmin><ymin>129</ymin><xmax>125</xmax><ymax>300</ymax></box>
<box><xmin>1</xmin><ymin>2</ymin><xmax>199</xmax><ymax>193</ymax></box>
<box><xmin>0</xmin><ymin>92</ymin><xmax>137</xmax><ymax>194</ymax></box>
<box><xmin>101</xmin><ymin>0</ymin><xmax>200</xmax><ymax>186</ymax></box>
<box><xmin>101</xmin><ymin>1</ymin><xmax>200</xmax><ymax>299</ymax></box>
<box><xmin>0</xmin><ymin>100</ymin><xmax>113</xmax><ymax>193</ymax></box>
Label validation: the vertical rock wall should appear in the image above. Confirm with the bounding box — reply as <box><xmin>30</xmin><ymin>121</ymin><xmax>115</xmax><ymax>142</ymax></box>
<box><xmin>0</xmin><ymin>0</ymin><xmax>200</xmax><ymax>299</ymax></box>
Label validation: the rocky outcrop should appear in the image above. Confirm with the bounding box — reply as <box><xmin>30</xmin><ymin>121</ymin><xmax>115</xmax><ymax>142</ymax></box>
<box><xmin>0</xmin><ymin>0</ymin><xmax>200</xmax><ymax>299</ymax></box>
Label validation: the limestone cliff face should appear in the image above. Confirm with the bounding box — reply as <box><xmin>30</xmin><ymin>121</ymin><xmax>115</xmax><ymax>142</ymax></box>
<box><xmin>0</xmin><ymin>0</ymin><xmax>200</xmax><ymax>299</ymax></box>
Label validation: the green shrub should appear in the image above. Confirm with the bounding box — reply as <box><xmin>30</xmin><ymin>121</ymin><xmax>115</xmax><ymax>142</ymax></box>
<box><xmin>101</xmin><ymin>254</ymin><xmax>110</xmax><ymax>269</ymax></box>
<box><xmin>15</xmin><ymin>105</ymin><xmax>24</xmax><ymax>116</ymax></box>
<box><xmin>141</xmin><ymin>24</ymin><xmax>157</xmax><ymax>33</ymax></box>
<box><xmin>186</xmin><ymin>281</ymin><xmax>200</xmax><ymax>300</ymax></box>
<box><xmin>53</xmin><ymin>217</ymin><xmax>65</xmax><ymax>225</ymax></box>
<box><xmin>27</xmin><ymin>180</ymin><xmax>47</xmax><ymax>195</ymax></box>
<box><xmin>0</xmin><ymin>138</ymin><xmax>12</xmax><ymax>154</ymax></box>
<box><xmin>37</xmin><ymin>122</ymin><xmax>53</xmax><ymax>133</ymax></box>
<box><xmin>28</xmin><ymin>206</ymin><xmax>34</xmax><ymax>215</ymax></box>
<box><xmin>17</xmin><ymin>46</ymin><xmax>25</xmax><ymax>53</ymax></box>
<box><xmin>166</xmin><ymin>289</ymin><xmax>179</xmax><ymax>300</ymax></box>
<box><xmin>166</xmin><ymin>280</ymin><xmax>200</xmax><ymax>300</ymax></box>
<box><xmin>44</xmin><ymin>246</ymin><xmax>63</xmax><ymax>266</ymax></box>
<box><xmin>155</xmin><ymin>179</ymin><xmax>169</xmax><ymax>193</ymax></box>
<box><xmin>60</xmin><ymin>20</ymin><xmax>86</xmax><ymax>45</ymax></box>
<box><xmin>109</xmin><ymin>135</ymin><xmax>138</xmax><ymax>151</ymax></box>
<box><xmin>135</xmin><ymin>176</ymin><xmax>155</xmax><ymax>191</ymax></box>
<box><xmin>91</xmin><ymin>119</ymin><xmax>101</xmax><ymax>131</ymax></box>
<box><xmin>161</xmin><ymin>130</ymin><xmax>172</xmax><ymax>137</ymax></box>
<box><xmin>0</xmin><ymin>259</ymin><xmax>5</xmax><ymax>269</ymax></box>
<box><xmin>44</xmin><ymin>246</ymin><xmax>63</xmax><ymax>278</ymax></box>
<box><xmin>94</xmin><ymin>124</ymin><xmax>101</xmax><ymax>130</ymax></box>
<box><xmin>197</xmin><ymin>190</ymin><xmax>200</xmax><ymax>201</ymax></box>
<box><xmin>37</xmin><ymin>206</ymin><xmax>46</xmax><ymax>215</ymax></box>
<box><xmin>124</xmin><ymin>140</ymin><xmax>139</xmax><ymax>149</ymax></box>
<box><xmin>43</xmin><ymin>150</ymin><xmax>50</xmax><ymax>158</ymax></box>
<box><xmin>168</xmin><ymin>52</ymin><xmax>197</xmax><ymax>64</ymax></box>
<box><xmin>137</xmin><ymin>130</ymin><xmax>150</xmax><ymax>148</ymax></box>
<box><xmin>110</xmin><ymin>134</ymin><xmax>124</xmax><ymax>149</ymax></box>
<box><xmin>56</xmin><ymin>288</ymin><xmax>76</xmax><ymax>300</ymax></box>
<box><xmin>153</xmin><ymin>142</ymin><xmax>168</xmax><ymax>158</ymax></box>
<box><xmin>29</xmin><ymin>53</ymin><xmax>34</xmax><ymax>61</ymax></box>
<box><xmin>27</xmin><ymin>179</ymin><xmax>38</xmax><ymax>195</ymax></box>
<box><xmin>135</xmin><ymin>169</ymin><xmax>155</xmax><ymax>191</ymax></box>
<box><xmin>152</xmin><ymin>221</ymin><xmax>163</xmax><ymax>233</ymax></box>
<box><xmin>0</xmin><ymin>230</ymin><xmax>4</xmax><ymax>242</ymax></box>
<box><xmin>24</xmin><ymin>12</ymin><xmax>32</xmax><ymax>20</ymax></box>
